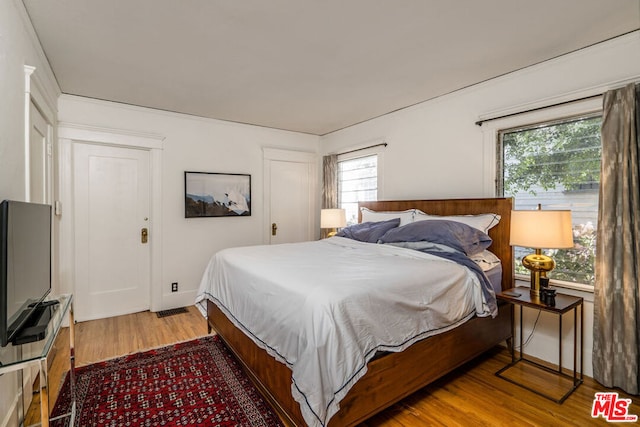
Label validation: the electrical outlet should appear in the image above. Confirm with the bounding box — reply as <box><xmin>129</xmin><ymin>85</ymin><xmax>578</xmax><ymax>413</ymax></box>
<box><xmin>171</xmin><ymin>282</ymin><xmax>178</xmax><ymax>292</ymax></box>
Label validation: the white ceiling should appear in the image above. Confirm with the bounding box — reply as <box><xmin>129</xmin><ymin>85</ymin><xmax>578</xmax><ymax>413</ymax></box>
<box><xmin>23</xmin><ymin>0</ymin><xmax>640</xmax><ymax>135</ymax></box>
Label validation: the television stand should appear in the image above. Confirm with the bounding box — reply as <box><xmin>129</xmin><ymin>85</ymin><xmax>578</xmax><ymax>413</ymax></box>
<box><xmin>12</xmin><ymin>301</ymin><xmax>60</xmax><ymax>345</ymax></box>
<box><xmin>0</xmin><ymin>294</ymin><xmax>75</xmax><ymax>427</ymax></box>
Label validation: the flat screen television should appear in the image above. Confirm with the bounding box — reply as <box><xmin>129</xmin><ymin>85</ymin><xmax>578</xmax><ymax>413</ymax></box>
<box><xmin>0</xmin><ymin>200</ymin><xmax>52</xmax><ymax>347</ymax></box>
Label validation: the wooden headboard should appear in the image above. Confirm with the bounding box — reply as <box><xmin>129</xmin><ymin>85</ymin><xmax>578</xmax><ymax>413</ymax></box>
<box><xmin>358</xmin><ymin>198</ymin><xmax>514</xmax><ymax>290</ymax></box>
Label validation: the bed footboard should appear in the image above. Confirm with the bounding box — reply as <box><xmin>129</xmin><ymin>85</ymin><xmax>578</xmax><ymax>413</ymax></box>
<box><xmin>207</xmin><ymin>300</ymin><xmax>512</xmax><ymax>426</ymax></box>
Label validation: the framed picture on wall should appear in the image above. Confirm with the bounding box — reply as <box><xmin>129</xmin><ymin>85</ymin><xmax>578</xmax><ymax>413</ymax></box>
<box><xmin>184</xmin><ymin>171</ymin><xmax>251</xmax><ymax>218</ymax></box>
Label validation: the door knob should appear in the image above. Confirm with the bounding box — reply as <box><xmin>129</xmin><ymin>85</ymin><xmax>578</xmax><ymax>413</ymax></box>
<box><xmin>271</xmin><ymin>223</ymin><xmax>278</xmax><ymax>236</ymax></box>
<box><xmin>141</xmin><ymin>227</ymin><xmax>148</xmax><ymax>243</ymax></box>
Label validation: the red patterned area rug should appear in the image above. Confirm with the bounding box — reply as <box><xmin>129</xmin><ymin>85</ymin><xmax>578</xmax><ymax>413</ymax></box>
<box><xmin>51</xmin><ymin>335</ymin><xmax>283</xmax><ymax>426</ymax></box>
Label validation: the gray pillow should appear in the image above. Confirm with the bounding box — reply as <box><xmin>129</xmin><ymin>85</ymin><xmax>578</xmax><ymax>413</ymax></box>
<box><xmin>336</xmin><ymin>218</ymin><xmax>401</xmax><ymax>243</ymax></box>
<box><xmin>378</xmin><ymin>219</ymin><xmax>492</xmax><ymax>255</ymax></box>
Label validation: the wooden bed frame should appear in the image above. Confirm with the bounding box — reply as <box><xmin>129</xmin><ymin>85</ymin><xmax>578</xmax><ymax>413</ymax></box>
<box><xmin>206</xmin><ymin>198</ymin><xmax>514</xmax><ymax>426</ymax></box>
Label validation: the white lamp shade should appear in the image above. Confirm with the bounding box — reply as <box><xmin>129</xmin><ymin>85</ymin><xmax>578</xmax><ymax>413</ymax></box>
<box><xmin>321</xmin><ymin>209</ymin><xmax>347</xmax><ymax>228</ymax></box>
<box><xmin>510</xmin><ymin>209</ymin><xmax>574</xmax><ymax>249</ymax></box>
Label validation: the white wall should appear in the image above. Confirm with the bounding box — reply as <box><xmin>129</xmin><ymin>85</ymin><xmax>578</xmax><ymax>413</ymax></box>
<box><xmin>0</xmin><ymin>1</ymin><xmax>58</xmax><ymax>200</ymax></box>
<box><xmin>0</xmin><ymin>1</ymin><xmax>60</xmax><ymax>426</ymax></box>
<box><xmin>57</xmin><ymin>96</ymin><xmax>319</xmax><ymax>311</ymax></box>
<box><xmin>320</xmin><ymin>31</ymin><xmax>640</xmax><ymax>377</ymax></box>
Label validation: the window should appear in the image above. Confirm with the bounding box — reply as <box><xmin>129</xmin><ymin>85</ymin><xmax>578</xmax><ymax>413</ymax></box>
<box><xmin>338</xmin><ymin>154</ymin><xmax>378</xmax><ymax>225</ymax></box>
<box><xmin>499</xmin><ymin>114</ymin><xmax>601</xmax><ymax>286</ymax></box>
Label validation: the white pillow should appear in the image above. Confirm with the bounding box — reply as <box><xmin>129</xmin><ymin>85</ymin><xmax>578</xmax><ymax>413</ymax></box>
<box><xmin>360</xmin><ymin>207</ymin><xmax>415</xmax><ymax>226</ymax></box>
<box><xmin>469</xmin><ymin>250</ymin><xmax>501</xmax><ymax>272</ymax></box>
<box><xmin>413</xmin><ymin>210</ymin><xmax>501</xmax><ymax>233</ymax></box>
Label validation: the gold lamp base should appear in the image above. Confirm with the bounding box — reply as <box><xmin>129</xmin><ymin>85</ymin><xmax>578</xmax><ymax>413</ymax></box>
<box><xmin>327</xmin><ymin>229</ymin><xmax>337</xmax><ymax>237</ymax></box>
<box><xmin>522</xmin><ymin>249</ymin><xmax>555</xmax><ymax>297</ymax></box>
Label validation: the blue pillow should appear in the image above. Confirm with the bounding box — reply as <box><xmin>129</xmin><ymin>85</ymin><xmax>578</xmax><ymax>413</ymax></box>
<box><xmin>336</xmin><ymin>218</ymin><xmax>401</xmax><ymax>243</ymax></box>
<box><xmin>378</xmin><ymin>219</ymin><xmax>492</xmax><ymax>256</ymax></box>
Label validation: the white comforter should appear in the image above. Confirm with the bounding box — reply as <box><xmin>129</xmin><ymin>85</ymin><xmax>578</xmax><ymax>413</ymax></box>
<box><xmin>195</xmin><ymin>237</ymin><xmax>493</xmax><ymax>426</ymax></box>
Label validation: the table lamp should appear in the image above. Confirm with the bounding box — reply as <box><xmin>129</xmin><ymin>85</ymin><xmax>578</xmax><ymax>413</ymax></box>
<box><xmin>321</xmin><ymin>208</ymin><xmax>347</xmax><ymax>237</ymax></box>
<box><xmin>509</xmin><ymin>205</ymin><xmax>573</xmax><ymax>297</ymax></box>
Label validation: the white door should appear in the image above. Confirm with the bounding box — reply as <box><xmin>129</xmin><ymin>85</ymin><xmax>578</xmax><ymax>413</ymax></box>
<box><xmin>269</xmin><ymin>160</ymin><xmax>312</xmax><ymax>244</ymax></box>
<box><xmin>29</xmin><ymin>101</ymin><xmax>51</xmax><ymax>204</ymax></box>
<box><xmin>73</xmin><ymin>143</ymin><xmax>151</xmax><ymax>321</ymax></box>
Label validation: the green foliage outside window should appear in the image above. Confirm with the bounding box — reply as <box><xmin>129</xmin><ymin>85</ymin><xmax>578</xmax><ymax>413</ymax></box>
<box><xmin>502</xmin><ymin>115</ymin><xmax>601</xmax><ymax>285</ymax></box>
<box><xmin>503</xmin><ymin>116</ymin><xmax>601</xmax><ymax>194</ymax></box>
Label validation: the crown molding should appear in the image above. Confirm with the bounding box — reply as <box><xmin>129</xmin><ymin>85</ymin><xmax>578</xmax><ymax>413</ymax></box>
<box><xmin>13</xmin><ymin>0</ymin><xmax>61</xmax><ymax>102</ymax></box>
<box><xmin>58</xmin><ymin>122</ymin><xmax>165</xmax><ymax>149</ymax></box>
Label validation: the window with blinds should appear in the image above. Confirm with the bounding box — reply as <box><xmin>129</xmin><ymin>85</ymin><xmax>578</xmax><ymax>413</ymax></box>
<box><xmin>499</xmin><ymin>114</ymin><xmax>601</xmax><ymax>286</ymax></box>
<box><xmin>338</xmin><ymin>154</ymin><xmax>378</xmax><ymax>225</ymax></box>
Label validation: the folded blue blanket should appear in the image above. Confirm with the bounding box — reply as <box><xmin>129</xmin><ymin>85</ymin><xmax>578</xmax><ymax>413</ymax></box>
<box><xmin>419</xmin><ymin>248</ymin><xmax>498</xmax><ymax>317</ymax></box>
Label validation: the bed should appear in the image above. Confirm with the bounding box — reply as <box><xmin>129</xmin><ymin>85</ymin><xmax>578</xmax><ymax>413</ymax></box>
<box><xmin>197</xmin><ymin>198</ymin><xmax>513</xmax><ymax>426</ymax></box>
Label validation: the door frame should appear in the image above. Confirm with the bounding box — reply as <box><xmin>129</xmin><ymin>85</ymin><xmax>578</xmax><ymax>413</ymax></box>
<box><xmin>24</xmin><ymin>65</ymin><xmax>56</xmax><ymax>204</ymax></box>
<box><xmin>22</xmin><ymin>65</ymin><xmax>57</xmax><ymax>417</ymax></box>
<box><xmin>262</xmin><ymin>148</ymin><xmax>318</xmax><ymax>244</ymax></box>
<box><xmin>57</xmin><ymin>123</ymin><xmax>165</xmax><ymax>312</ymax></box>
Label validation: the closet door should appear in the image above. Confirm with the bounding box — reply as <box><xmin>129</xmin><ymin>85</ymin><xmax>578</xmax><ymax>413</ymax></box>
<box><xmin>269</xmin><ymin>160</ymin><xmax>312</xmax><ymax>244</ymax></box>
<box><xmin>263</xmin><ymin>149</ymin><xmax>317</xmax><ymax>244</ymax></box>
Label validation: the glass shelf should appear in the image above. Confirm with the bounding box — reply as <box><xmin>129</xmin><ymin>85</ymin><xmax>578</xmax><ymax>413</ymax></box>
<box><xmin>0</xmin><ymin>294</ymin><xmax>73</xmax><ymax>371</ymax></box>
<box><xmin>0</xmin><ymin>294</ymin><xmax>75</xmax><ymax>427</ymax></box>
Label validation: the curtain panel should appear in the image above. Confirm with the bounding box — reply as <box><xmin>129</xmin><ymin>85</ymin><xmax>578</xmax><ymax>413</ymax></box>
<box><xmin>593</xmin><ymin>83</ymin><xmax>640</xmax><ymax>395</ymax></box>
<box><xmin>321</xmin><ymin>154</ymin><xmax>338</xmax><ymax>239</ymax></box>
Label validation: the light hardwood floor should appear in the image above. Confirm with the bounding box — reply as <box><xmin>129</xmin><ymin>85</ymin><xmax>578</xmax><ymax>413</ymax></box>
<box><xmin>27</xmin><ymin>306</ymin><xmax>639</xmax><ymax>426</ymax></box>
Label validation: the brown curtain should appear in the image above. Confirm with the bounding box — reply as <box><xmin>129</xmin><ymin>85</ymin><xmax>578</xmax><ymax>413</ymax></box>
<box><xmin>321</xmin><ymin>154</ymin><xmax>338</xmax><ymax>238</ymax></box>
<box><xmin>593</xmin><ymin>83</ymin><xmax>640</xmax><ymax>395</ymax></box>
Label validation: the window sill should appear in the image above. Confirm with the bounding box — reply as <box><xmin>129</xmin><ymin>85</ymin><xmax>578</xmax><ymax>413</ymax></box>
<box><xmin>513</xmin><ymin>274</ymin><xmax>594</xmax><ymax>293</ymax></box>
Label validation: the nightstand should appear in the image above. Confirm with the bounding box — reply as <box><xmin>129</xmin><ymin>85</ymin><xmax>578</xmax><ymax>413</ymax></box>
<box><xmin>496</xmin><ymin>286</ymin><xmax>583</xmax><ymax>403</ymax></box>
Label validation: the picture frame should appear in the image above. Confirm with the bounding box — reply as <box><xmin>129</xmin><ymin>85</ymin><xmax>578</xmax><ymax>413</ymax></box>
<box><xmin>184</xmin><ymin>171</ymin><xmax>251</xmax><ymax>218</ymax></box>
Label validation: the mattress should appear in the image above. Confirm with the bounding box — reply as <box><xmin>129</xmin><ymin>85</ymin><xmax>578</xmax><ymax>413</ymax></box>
<box><xmin>196</xmin><ymin>237</ymin><xmax>496</xmax><ymax>426</ymax></box>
